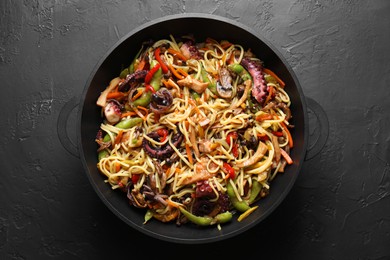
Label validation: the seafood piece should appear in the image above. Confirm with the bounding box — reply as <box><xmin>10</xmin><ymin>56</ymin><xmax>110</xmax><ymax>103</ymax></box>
<box><xmin>118</xmin><ymin>70</ymin><xmax>148</xmax><ymax>92</ymax></box>
<box><xmin>150</xmin><ymin>88</ymin><xmax>173</xmax><ymax>115</ymax></box>
<box><xmin>240</xmin><ymin>57</ymin><xmax>268</xmax><ymax>104</ymax></box>
<box><xmin>142</xmin><ymin>130</ymin><xmax>184</xmax><ymax>160</ymax></box>
<box><xmin>177</xmin><ymin>75</ymin><xmax>209</xmax><ymax>94</ymax></box>
<box><xmin>104</xmin><ymin>100</ymin><xmax>122</xmax><ymax>124</ymax></box>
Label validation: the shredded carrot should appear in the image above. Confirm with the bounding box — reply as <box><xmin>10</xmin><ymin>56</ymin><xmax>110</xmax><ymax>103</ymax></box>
<box><xmin>168</xmin><ymin>64</ymin><xmax>185</xmax><ymax>79</ymax></box>
<box><xmin>121</xmin><ymin>111</ymin><xmax>136</xmax><ymax>118</ymax></box>
<box><xmin>114</xmin><ymin>130</ymin><xmax>124</xmax><ymax>145</ymax></box>
<box><xmin>106</xmin><ymin>91</ymin><xmax>124</xmax><ymax>99</ymax></box>
<box><xmin>135</xmin><ymin>59</ymin><xmax>147</xmax><ymax>71</ymax></box>
<box><xmin>238</xmin><ymin>206</ymin><xmax>259</xmax><ymax>222</ymax></box>
<box><xmin>131</xmin><ymin>89</ymin><xmax>144</xmax><ymax>101</ymax></box>
<box><xmin>163</xmin><ymin>78</ymin><xmax>179</xmax><ymax>90</ymax></box>
<box><xmin>162</xmin><ymin>79</ymin><xmax>170</xmax><ymax>88</ymax></box>
<box><xmin>188</xmin><ymin>99</ymin><xmax>201</xmax><ymax>115</ymax></box>
<box><xmin>166</xmin><ymin>199</ymin><xmax>180</xmax><ymax>208</ymax></box>
<box><xmin>227</xmin><ymin>51</ymin><xmax>235</xmax><ymax>64</ymax></box>
<box><xmin>184</xmin><ymin>120</ymin><xmax>190</xmax><ymax>130</ymax></box>
<box><xmin>176</xmin><ymin>67</ymin><xmax>188</xmax><ymax>77</ymax></box>
<box><xmin>280</xmin><ymin>122</ymin><xmax>293</xmax><ymax>148</ymax></box>
<box><xmin>280</xmin><ymin>148</ymin><xmax>293</xmax><ymax>165</ymax></box>
<box><xmin>197</xmin><ymin>125</ymin><xmax>205</xmax><ymax>139</ymax></box>
<box><xmin>263</xmin><ymin>68</ymin><xmax>285</xmax><ymax>88</ymax></box>
<box><xmin>115</xmin><ymin>162</ymin><xmax>121</xmax><ymax>172</ymax></box>
<box><xmin>256</xmin><ymin>113</ymin><xmax>273</xmax><ymax>121</ymax></box>
<box><xmin>136</xmin><ymin>105</ymin><xmax>148</xmax><ymax>118</ymax></box>
<box><xmin>264</xmin><ymin>85</ymin><xmax>274</xmax><ymax>105</ymax></box>
<box><xmin>186</xmin><ymin>143</ymin><xmax>194</xmax><ymax>165</ymax></box>
<box><xmin>167</xmin><ymin>48</ymin><xmax>188</xmax><ymax>61</ymax></box>
<box><xmin>133</xmin><ymin>106</ymin><xmax>146</xmax><ymax>120</ymax></box>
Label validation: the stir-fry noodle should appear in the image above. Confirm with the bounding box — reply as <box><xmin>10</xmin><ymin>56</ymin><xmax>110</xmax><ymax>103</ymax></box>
<box><xmin>95</xmin><ymin>35</ymin><xmax>294</xmax><ymax>226</ymax></box>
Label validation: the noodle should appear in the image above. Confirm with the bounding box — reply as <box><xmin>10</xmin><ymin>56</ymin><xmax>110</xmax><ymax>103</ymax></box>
<box><xmin>94</xmin><ymin>35</ymin><xmax>295</xmax><ymax>226</ymax></box>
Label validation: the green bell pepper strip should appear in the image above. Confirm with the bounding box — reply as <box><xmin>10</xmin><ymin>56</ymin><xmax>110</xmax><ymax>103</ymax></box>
<box><xmin>190</xmin><ymin>90</ymin><xmax>200</xmax><ymax>100</ymax></box>
<box><xmin>179</xmin><ymin>207</ymin><xmax>232</xmax><ymax>226</ymax></box>
<box><xmin>200</xmin><ymin>64</ymin><xmax>217</xmax><ymax>95</ymax></box>
<box><xmin>143</xmin><ymin>209</ymin><xmax>154</xmax><ymax>224</ymax></box>
<box><xmin>131</xmin><ymin>60</ymin><xmax>162</xmax><ymax>108</ymax></box>
<box><xmin>227</xmin><ymin>181</ymin><xmax>250</xmax><ymax>212</ymax></box>
<box><xmin>264</xmin><ymin>74</ymin><xmax>278</xmax><ymax>84</ymax></box>
<box><xmin>119</xmin><ymin>45</ymin><xmax>144</xmax><ymax>79</ymax></box>
<box><xmin>213</xmin><ymin>211</ymin><xmax>233</xmax><ymax>224</ymax></box>
<box><xmin>114</xmin><ymin>117</ymin><xmax>143</xmax><ymax>129</ymax></box>
<box><xmin>248</xmin><ymin>181</ymin><xmax>262</xmax><ymax>204</ymax></box>
<box><xmin>119</xmin><ymin>68</ymin><xmax>130</xmax><ymax>79</ymax></box>
<box><xmin>228</xmin><ymin>63</ymin><xmax>251</xmax><ymax>81</ymax></box>
<box><xmin>97</xmin><ymin>117</ymin><xmax>143</xmax><ymax>160</ymax></box>
<box><xmin>98</xmin><ymin>149</ymin><xmax>109</xmax><ymax>161</ymax></box>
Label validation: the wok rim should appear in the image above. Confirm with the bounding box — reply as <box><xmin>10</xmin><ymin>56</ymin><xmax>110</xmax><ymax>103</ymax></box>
<box><xmin>77</xmin><ymin>12</ymin><xmax>309</xmax><ymax>244</ymax></box>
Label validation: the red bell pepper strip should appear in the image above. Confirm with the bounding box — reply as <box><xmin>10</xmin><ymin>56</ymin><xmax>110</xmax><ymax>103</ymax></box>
<box><xmin>226</xmin><ymin>132</ymin><xmax>238</xmax><ymax>146</ymax></box>
<box><xmin>145</xmin><ymin>63</ymin><xmax>161</xmax><ymax>84</ymax></box>
<box><xmin>131</xmin><ymin>174</ymin><xmax>140</xmax><ymax>183</ymax></box>
<box><xmin>145</xmin><ymin>84</ymin><xmax>156</xmax><ymax>94</ymax></box>
<box><xmin>272</xmin><ymin>131</ymin><xmax>284</xmax><ymax>137</ymax></box>
<box><xmin>222</xmin><ymin>162</ymin><xmax>235</xmax><ymax>179</ymax></box>
<box><xmin>157</xmin><ymin>128</ymin><xmax>169</xmax><ymax>142</ymax></box>
<box><xmin>154</xmin><ymin>48</ymin><xmax>169</xmax><ymax>74</ymax></box>
<box><xmin>226</xmin><ymin>132</ymin><xmax>239</xmax><ymax>157</ymax></box>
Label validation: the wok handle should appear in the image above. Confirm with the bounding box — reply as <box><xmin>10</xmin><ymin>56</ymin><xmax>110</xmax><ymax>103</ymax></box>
<box><xmin>57</xmin><ymin>97</ymin><xmax>80</xmax><ymax>158</ymax></box>
<box><xmin>304</xmin><ymin>97</ymin><xmax>329</xmax><ymax>161</ymax></box>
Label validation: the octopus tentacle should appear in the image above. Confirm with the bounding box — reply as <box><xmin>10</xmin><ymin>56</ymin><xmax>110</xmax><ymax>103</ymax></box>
<box><xmin>142</xmin><ymin>130</ymin><xmax>183</xmax><ymax>160</ymax></box>
<box><xmin>240</xmin><ymin>58</ymin><xmax>268</xmax><ymax>104</ymax></box>
<box><xmin>118</xmin><ymin>70</ymin><xmax>148</xmax><ymax>92</ymax></box>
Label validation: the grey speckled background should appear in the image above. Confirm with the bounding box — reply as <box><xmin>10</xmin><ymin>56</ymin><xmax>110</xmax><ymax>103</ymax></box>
<box><xmin>1</xmin><ymin>0</ymin><xmax>389</xmax><ymax>259</ymax></box>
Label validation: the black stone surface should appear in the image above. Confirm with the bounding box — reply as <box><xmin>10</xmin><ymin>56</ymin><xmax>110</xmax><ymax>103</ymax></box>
<box><xmin>1</xmin><ymin>1</ymin><xmax>389</xmax><ymax>259</ymax></box>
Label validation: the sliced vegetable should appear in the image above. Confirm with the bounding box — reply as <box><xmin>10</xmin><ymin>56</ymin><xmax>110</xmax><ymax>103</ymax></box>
<box><xmin>131</xmin><ymin>60</ymin><xmax>162</xmax><ymax>107</ymax></box>
<box><xmin>154</xmin><ymin>48</ymin><xmax>169</xmax><ymax>74</ymax></box>
<box><xmin>145</xmin><ymin>63</ymin><xmax>161</xmax><ymax>84</ymax></box>
<box><xmin>228</xmin><ymin>63</ymin><xmax>251</xmax><ymax>81</ymax></box>
<box><xmin>114</xmin><ymin>117</ymin><xmax>143</xmax><ymax>129</ymax></box>
<box><xmin>167</xmin><ymin>48</ymin><xmax>188</xmax><ymax>61</ymax></box>
<box><xmin>263</xmin><ymin>68</ymin><xmax>285</xmax><ymax>87</ymax></box>
<box><xmin>200</xmin><ymin>63</ymin><xmax>217</xmax><ymax>94</ymax></box>
<box><xmin>106</xmin><ymin>91</ymin><xmax>124</xmax><ymax>100</ymax></box>
<box><xmin>179</xmin><ymin>207</ymin><xmax>232</xmax><ymax>226</ymax></box>
<box><xmin>96</xmin><ymin>77</ymin><xmax>121</xmax><ymax>107</ymax></box>
<box><xmin>222</xmin><ymin>162</ymin><xmax>235</xmax><ymax>179</ymax></box>
<box><xmin>226</xmin><ymin>181</ymin><xmax>250</xmax><ymax>212</ymax></box>
<box><xmin>237</xmin><ymin>206</ymin><xmax>258</xmax><ymax>222</ymax></box>
<box><xmin>280</xmin><ymin>122</ymin><xmax>293</xmax><ymax>148</ymax></box>
<box><xmin>280</xmin><ymin>148</ymin><xmax>293</xmax><ymax>165</ymax></box>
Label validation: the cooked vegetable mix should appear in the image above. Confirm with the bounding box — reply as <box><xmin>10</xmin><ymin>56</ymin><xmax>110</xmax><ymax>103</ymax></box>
<box><xmin>95</xmin><ymin>35</ymin><xmax>294</xmax><ymax>227</ymax></box>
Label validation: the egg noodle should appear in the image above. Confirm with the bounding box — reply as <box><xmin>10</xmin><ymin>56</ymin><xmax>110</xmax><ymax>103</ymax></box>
<box><xmin>95</xmin><ymin>35</ymin><xmax>294</xmax><ymax>226</ymax></box>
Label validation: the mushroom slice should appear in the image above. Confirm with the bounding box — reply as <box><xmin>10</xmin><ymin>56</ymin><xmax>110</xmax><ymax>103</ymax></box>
<box><xmin>217</xmin><ymin>67</ymin><xmax>233</xmax><ymax>98</ymax></box>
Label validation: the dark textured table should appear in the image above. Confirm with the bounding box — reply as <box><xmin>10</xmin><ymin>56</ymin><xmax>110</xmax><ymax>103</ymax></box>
<box><xmin>1</xmin><ymin>1</ymin><xmax>389</xmax><ymax>259</ymax></box>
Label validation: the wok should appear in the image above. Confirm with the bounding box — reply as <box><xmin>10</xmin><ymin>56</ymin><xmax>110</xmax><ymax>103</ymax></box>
<box><xmin>58</xmin><ymin>13</ymin><xmax>328</xmax><ymax>244</ymax></box>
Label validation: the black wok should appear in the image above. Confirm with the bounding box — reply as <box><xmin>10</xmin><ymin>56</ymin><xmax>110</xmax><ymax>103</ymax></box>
<box><xmin>58</xmin><ymin>13</ymin><xmax>328</xmax><ymax>244</ymax></box>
